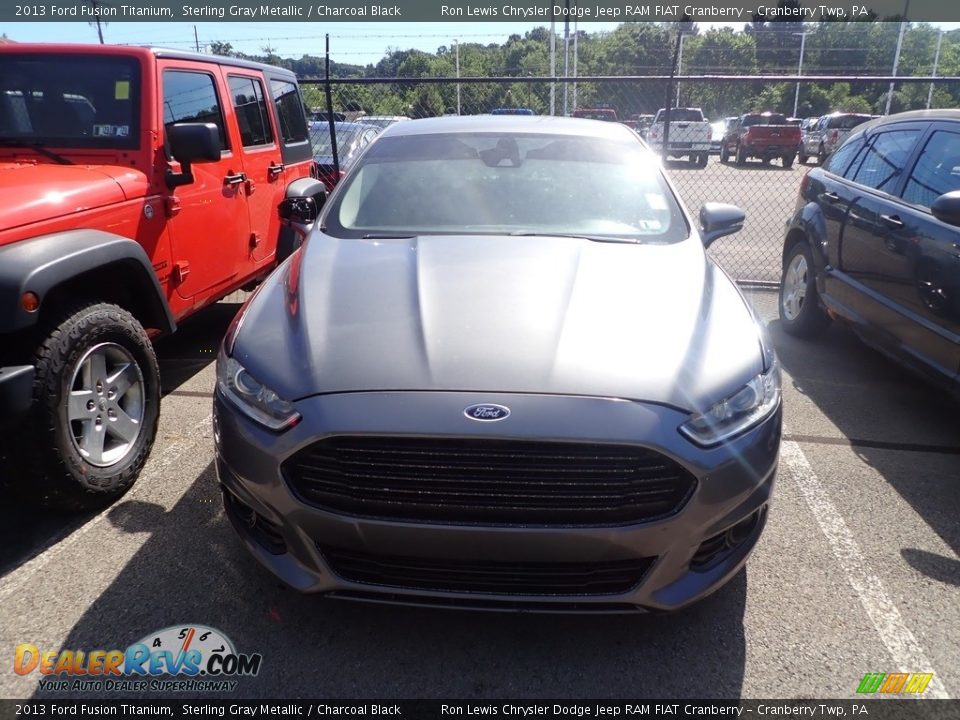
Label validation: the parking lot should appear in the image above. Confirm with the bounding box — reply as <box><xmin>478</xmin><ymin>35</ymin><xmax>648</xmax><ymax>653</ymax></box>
<box><xmin>2</xmin><ymin>278</ymin><xmax>958</xmax><ymax>699</ymax></box>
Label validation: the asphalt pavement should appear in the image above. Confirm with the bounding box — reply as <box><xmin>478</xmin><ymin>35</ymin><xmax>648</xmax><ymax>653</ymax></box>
<box><xmin>1</xmin><ymin>236</ymin><xmax>958</xmax><ymax>699</ymax></box>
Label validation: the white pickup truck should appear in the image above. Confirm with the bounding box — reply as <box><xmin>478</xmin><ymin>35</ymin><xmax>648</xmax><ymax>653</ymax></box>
<box><xmin>646</xmin><ymin>107</ymin><xmax>713</xmax><ymax>167</ymax></box>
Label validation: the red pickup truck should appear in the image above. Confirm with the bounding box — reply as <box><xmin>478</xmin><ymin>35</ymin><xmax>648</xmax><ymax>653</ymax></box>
<box><xmin>720</xmin><ymin>112</ymin><xmax>801</xmax><ymax>168</ymax></box>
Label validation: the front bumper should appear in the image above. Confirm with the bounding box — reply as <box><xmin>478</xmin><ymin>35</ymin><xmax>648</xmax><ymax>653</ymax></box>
<box><xmin>214</xmin><ymin>390</ymin><xmax>781</xmax><ymax>612</ymax></box>
<box><xmin>0</xmin><ymin>365</ymin><xmax>34</xmax><ymax>430</ymax></box>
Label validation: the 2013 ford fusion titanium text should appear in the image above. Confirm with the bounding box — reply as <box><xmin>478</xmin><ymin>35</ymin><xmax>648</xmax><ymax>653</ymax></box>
<box><xmin>213</xmin><ymin>116</ymin><xmax>782</xmax><ymax>612</ymax></box>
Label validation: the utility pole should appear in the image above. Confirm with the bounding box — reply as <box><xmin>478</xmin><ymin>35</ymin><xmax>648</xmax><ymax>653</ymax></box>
<box><xmin>675</xmin><ymin>33</ymin><xmax>687</xmax><ymax>107</ymax></box>
<box><xmin>549</xmin><ymin>8</ymin><xmax>556</xmax><ymax>116</ymax></box>
<box><xmin>194</xmin><ymin>26</ymin><xmax>200</xmax><ymax>53</ymax></box>
<box><xmin>455</xmin><ymin>39</ymin><xmax>461</xmax><ymax>115</ymax></box>
<box><xmin>89</xmin><ymin>0</ymin><xmax>104</xmax><ymax>44</ymax></box>
<box><xmin>562</xmin><ymin>0</ymin><xmax>570</xmax><ymax>116</ymax></box>
<box><xmin>792</xmin><ymin>31</ymin><xmax>809</xmax><ymax>118</ymax></box>
<box><xmin>572</xmin><ymin>7</ymin><xmax>578</xmax><ymax>111</ymax></box>
<box><xmin>663</xmin><ymin>21</ymin><xmax>693</xmax><ymax>161</ymax></box>
<box><xmin>885</xmin><ymin>0</ymin><xmax>910</xmax><ymax>115</ymax></box>
<box><xmin>927</xmin><ymin>30</ymin><xmax>944</xmax><ymax>109</ymax></box>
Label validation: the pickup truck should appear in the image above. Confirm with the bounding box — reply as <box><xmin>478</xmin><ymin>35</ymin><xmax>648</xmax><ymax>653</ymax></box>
<box><xmin>799</xmin><ymin>112</ymin><xmax>874</xmax><ymax>165</ymax></box>
<box><xmin>720</xmin><ymin>112</ymin><xmax>801</xmax><ymax>168</ymax></box>
<box><xmin>0</xmin><ymin>44</ymin><xmax>325</xmax><ymax>509</ymax></box>
<box><xmin>645</xmin><ymin>107</ymin><xmax>712</xmax><ymax>167</ymax></box>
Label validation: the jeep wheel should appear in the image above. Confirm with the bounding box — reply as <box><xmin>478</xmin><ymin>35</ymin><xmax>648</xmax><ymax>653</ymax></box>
<box><xmin>779</xmin><ymin>243</ymin><xmax>831</xmax><ymax>339</ymax></box>
<box><xmin>10</xmin><ymin>303</ymin><xmax>160</xmax><ymax>510</ymax></box>
<box><xmin>735</xmin><ymin>144</ymin><xmax>746</xmax><ymax>166</ymax></box>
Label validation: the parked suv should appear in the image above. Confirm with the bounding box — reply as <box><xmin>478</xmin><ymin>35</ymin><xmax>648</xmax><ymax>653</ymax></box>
<box><xmin>780</xmin><ymin>110</ymin><xmax>960</xmax><ymax>394</ymax></box>
<box><xmin>720</xmin><ymin>112</ymin><xmax>801</xmax><ymax>168</ymax></box>
<box><xmin>799</xmin><ymin>112</ymin><xmax>873</xmax><ymax>165</ymax></box>
<box><xmin>0</xmin><ymin>44</ymin><xmax>322</xmax><ymax>509</ymax></box>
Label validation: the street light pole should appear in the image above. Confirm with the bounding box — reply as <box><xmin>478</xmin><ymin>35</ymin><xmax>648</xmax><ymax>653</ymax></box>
<box><xmin>675</xmin><ymin>34</ymin><xmax>686</xmax><ymax>107</ymax></box>
<box><xmin>793</xmin><ymin>31</ymin><xmax>808</xmax><ymax>119</ymax></box>
<box><xmin>549</xmin><ymin>9</ymin><xmax>556</xmax><ymax>116</ymax></box>
<box><xmin>885</xmin><ymin>0</ymin><xmax>910</xmax><ymax>115</ymax></box>
<box><xmin>562</xmin><ymin>0</ymin><xmax>570</xmax><ymax>116</ymax></box>
<box><xmin>572</xmin><ymin>11</ymin><xmax>578</xmax><ymax>111</ymax></box>
<box><xmin>454</xmin><ymin>39</ymin><xmax>461</xmax><ymax>116</ymax></box>
<box><xmin>927</xmin><ymin>30</ymin><xmax>944</xmax><ymax>109</ymax></box>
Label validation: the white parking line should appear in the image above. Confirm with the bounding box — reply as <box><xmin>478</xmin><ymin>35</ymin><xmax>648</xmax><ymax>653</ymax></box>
<box><xmin>780</xmin><ymin>438</ymin><xmax>950</xmax><ymax>699</ymax></box>
<box><xmin>0</xmin><ymin>414</ymin><xmax>212</xmax><ymax>602</ymax></box>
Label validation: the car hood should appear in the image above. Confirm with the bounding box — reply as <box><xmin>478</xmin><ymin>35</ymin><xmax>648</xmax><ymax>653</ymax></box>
<box><xmin>232</xmin><ymin>233</ymin><xmax>765</xmax><ymax>412</ymax></box>
<box><xmin>0</xmin><ymin>161</ymin><xmax>147</xmax><ymax>232</ymax></box>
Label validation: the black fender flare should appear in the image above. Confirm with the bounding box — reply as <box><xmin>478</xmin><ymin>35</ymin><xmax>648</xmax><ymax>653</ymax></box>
<box><xmin>0</xmin><ymin>229</ymin><xmax>176</xmax><ymax>335</ymax></box>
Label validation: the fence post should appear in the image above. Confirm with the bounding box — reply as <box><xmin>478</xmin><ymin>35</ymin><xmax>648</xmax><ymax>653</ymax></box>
<box><xmin>324</xmin><ymin>34</ymin><xmax>340</xmax><ymax>180</ymax></box>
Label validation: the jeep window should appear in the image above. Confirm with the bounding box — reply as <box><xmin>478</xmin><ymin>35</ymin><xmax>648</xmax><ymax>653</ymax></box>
<box><xmin>228</xmin><ymin>75</ymin><xmax>274</xmax><ymax>148</ymax></box>
<box><xmin>848</xmin><ymin>130</ymin><xmax>920</xmax><ymax>193</ymax></box>
<box><xmin>0</xmin><ymin>54</ymin><xmax>139</xmax><ymax>149</ymax></box>
<box><xmin>162</xmin><ymin>70</ymin><xmax>228</xmax><ymax>152</ymax></box>
<box><xmin>902</xmin><ymin>130</ymin><xmax>960</xmax><ymax>209</ymax></box>
<box><xmin>270</xmin><ymin>79</ymin><xmax>309</xmax><ymax>146</ymax></box>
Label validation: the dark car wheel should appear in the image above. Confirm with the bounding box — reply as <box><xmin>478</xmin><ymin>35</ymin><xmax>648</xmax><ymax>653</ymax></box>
<box><xmin>817</xmin><ymin>144</ymin><xmax>827</xmax><ymax>166</ymax></box>
<box><xmin>779</xmin><ymin>243</ymin><xmax>831</xmax><ymax>338</ymax></box>
<box><xmin>782</xmin><ymin>154</ymin><xmax>795</xmax><ymax>169</ymax></box>
<box><xmin>798</xmin><ymin>152</ymin><xmax>808</xmax><ymax>164</ymax></box>
<box><xmin>696</xmin><ymin>153</ymin><xmax>708</xmax><ymax>168</ymax></box>
<box><xmin>735</xmin><ymin>144</ymin><xmax>746</xmax><ymax>166</ymax></box>
<box><xmin>7</xmin><ymin>303</ymin><xmax>161</xmax><ymax>510</ymax></box>
<box><xmin>720</xmin><ymin>145</ymin><xmax>729</xmax><ymax>163</ymax></box>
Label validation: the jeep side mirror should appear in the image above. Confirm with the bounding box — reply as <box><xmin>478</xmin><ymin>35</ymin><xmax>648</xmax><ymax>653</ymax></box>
<box><xmin>699</xmin><ymin>203</ymin><xmax>745</xmax><ymax>248</ymax></box>
<box><xmin>931</xmin><ymin>190</ymin><xmax>960</xmax><ymax>227</ymax></box>
<box><xmin>165</xmin><ymin>123</ymin><xmax>221</xmax><ymax>189</ymax></box>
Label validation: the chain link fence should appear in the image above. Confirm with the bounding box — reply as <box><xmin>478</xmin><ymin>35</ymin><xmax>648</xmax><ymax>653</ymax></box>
<box><xmin>306</xmin><ymin>75</ymin><xmax>959</xmax><ymax>286</ymax></box>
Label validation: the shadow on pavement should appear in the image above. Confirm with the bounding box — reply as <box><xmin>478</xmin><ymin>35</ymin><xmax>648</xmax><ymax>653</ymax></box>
<box><xmin>770</xmin><ymin>317</ymin><xmax>960</xmax><ymax>588</ymax></box>
<box><xmin>0</xmin><ymin>300</ymin><xmax>242</xmax><ymax>578</ymax></box>
<box><xmin>33</xmin><ymin>462</ymin><xmax>749</xmax><ymax>699</ymax></box>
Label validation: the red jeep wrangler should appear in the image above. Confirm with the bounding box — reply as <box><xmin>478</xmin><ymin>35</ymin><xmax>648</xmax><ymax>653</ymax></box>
<box><xmin>0</xmin><ymin>44</ymin><xmax>325</xmax><ymax>509</ymax></box>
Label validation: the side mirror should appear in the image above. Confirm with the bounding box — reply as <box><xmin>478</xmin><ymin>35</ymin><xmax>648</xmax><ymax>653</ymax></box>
<box><xmin>699</xmin><ymin>203</ymin><xmax>745</xmax><ymax>248</ymax></box>
<box><xmin>165</xmin><ymin>123</ymin><xmax>221</xmax><ymax>189</ymax></box>
<box><xmin>279</xmin><ymin>177</ymin><xmax>328</xmax><ymax>225</ymax></box>
<box><xmin>931</xmin><ymin>190</ymin><xmax>960</xmax><ymax>227</ymax></box>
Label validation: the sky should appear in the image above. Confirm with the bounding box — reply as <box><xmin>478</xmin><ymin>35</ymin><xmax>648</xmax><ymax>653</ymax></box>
<box><xmin>4</xmin><ymin>20</ymin><xmax>960</xmax><ymax>67</ymax></box>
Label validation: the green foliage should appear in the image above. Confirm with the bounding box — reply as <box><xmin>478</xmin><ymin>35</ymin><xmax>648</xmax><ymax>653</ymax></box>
<box><xmin>227</xmin><ymin>21</ymin><xmax>960</xmax><ymax>120</ymax></box>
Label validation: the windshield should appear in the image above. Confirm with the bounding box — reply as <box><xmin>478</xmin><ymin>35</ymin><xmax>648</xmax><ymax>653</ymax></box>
<box><xmin>0</xmin><ymin>54</ymin><xmax>140</xmax><ymax>149</ymax></box>
<box><xmin>742</xmin><ymin>114</ymin><xmax>787</xmax><ymax>127</ymax></box>
<box><xmin>309</xmin><ymin>122</ymin><xmax>376</xmax><ymax>157</ymax></box>
<box><xmin>323</xmin><ymin>132</ymin><xmax>688</xmax><ymax>243</ymax></box>
<box><xmin>828</xmin><ymin>115</ymin><xmax>871</xmax><ymax>130</ymax></box>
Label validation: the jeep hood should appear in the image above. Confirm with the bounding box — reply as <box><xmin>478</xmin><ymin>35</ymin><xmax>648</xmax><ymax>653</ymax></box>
<box><xmin>233</xmin><ymin>234</ymin><xmax>766</xmax><ymax>413</ymax></box>
<box><xmin>0</xmin><ymin>162</ymin><xmax>147</xmax><ymax>232</ymax></box>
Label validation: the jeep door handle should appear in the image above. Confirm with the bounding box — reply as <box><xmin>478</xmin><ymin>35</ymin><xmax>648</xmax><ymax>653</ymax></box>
<box><xmin>268</xmin><ymin>162</ymin><xmax>285</xmax><ymax>175</ymax></box>
<box><xmin>224</xmin><ymin>172</ymin><xmax>247</xmax><ymax>186</ymax></box>
<box><xmin>880</xmin><ymin>214</ymin><xmax>904</xmax><ymax>228</ymax></box>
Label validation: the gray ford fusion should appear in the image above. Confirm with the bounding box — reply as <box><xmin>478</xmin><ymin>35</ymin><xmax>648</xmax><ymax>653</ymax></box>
<box><xmin>214</xmin><ymin>116</ymin><xmax>782</xmax><ymax>612</ymax></box>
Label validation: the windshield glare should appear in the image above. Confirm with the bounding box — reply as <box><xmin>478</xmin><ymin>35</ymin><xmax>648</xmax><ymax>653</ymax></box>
<box><xmin>0</xmin><ymin>54</ymin><xmax>140</xmax><ymax>149</ymax></box>
<box><xmin>324</xmin><ymin>132</ymin><xmax>688</xmax><ymax>243</ymax></box>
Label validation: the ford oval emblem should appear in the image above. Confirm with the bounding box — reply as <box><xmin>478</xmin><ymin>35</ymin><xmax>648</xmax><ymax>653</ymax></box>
<box><xmin>464</xmin><ymin>403</ymin><xmax>511</xmax><ymax>422</ymax></box>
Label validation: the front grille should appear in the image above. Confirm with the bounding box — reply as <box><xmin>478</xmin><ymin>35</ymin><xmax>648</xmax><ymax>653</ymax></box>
<box><xmin>284</xmin><ymin>436</ymin><xmax>696</xmax><ymax>526</ymax></box>
<box><xmin>321</xmin><ymin>547</ymin><xmax>655</xmax><ymax>596</ymax></box>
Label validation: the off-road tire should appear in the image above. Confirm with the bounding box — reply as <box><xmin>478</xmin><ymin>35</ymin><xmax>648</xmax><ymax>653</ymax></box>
<box><xmin>779</xmin><ymin>243</ymin><xmax>831</xmax><ymax>339</ymax></box>
<box><xmin>7</xmin><ymin>303</ymin><xmax>160</xmax><ymax>510</ymax></box>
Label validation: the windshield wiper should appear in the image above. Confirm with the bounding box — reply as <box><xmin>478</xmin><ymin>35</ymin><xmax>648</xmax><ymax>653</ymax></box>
<box><xmin>0</xmin><ymin>139</ymin><xmax>73</xmax><ymax>165</ymax></box>
<box><xmin>361</xmin><ymin>233</ymin><xmax>417</xmax><ymax>239</ymax></box>
<box><xmin>509</xmin><ymin>232</ymin><xmax>642</xmax><ymax>244</ymax></box>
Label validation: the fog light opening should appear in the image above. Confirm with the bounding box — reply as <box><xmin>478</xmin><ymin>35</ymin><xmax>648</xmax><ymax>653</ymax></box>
<box><xmin>692</xmin><ymin>507</ymin><xmax>765</xmax><ymax>570</ymax></box>
<box><xmin>222</xmin><ymin>487</ymin><xmax>287</xmax><ymax>555</ymax></box>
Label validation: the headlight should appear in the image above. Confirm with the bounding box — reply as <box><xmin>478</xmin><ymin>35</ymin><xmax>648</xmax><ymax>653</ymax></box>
<box><xmin>216</xmin><ymin>352</ymin><xmax>301</xmax><ymax>432</ymax></box>
<box><xmin>679</xmin><ymin>361</ymin><xmax>781</xmax><ymax>447</ymax></box>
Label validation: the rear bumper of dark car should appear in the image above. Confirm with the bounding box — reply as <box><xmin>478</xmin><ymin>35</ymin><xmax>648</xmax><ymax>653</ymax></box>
<box><xmin>214</xmin><ymin>390</ymin><xmax>781</xmax><ymax>612</ymax></box>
